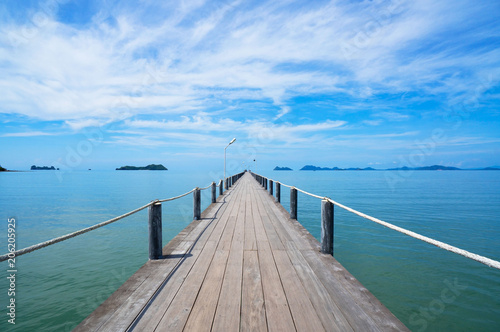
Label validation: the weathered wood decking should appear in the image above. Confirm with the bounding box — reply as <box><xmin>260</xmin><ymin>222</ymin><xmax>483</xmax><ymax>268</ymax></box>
<box><xmin>76</xmin><ymin>172</ymin><xmax>408</xmax><ymax>331</ymax></box>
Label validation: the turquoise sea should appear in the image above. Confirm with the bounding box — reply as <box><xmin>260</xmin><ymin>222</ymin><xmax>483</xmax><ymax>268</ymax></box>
<box><xmin>1</xmin><ymin>170</ymin><xmax>499</xmax><ymax>331</ymax></box>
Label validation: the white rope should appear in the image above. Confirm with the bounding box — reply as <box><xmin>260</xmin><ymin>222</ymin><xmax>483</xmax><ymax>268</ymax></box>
<box><xmin>0</xmin><ymin>185</ymin><xmax>215</xmax><ymax>262</ymax></box>
<box><xmin>252</xmin><ymin>172</ymin><xmax>500</xmax><ymax>270</ymax></box>
<box><xmin>276</xmin><ymin>181</ymin><xmax>325</xmax><ymax>199</ymax></box>
<box><xmin>296</xmin><ymin>187</ymin><xmax>324</xmax><ymax>200</ymax></box>
<box><xmin>0</xmin><ymin>202</ymin><xmax>153</xmax><ymax>262</ymax></box>
<box><xmin>199</xmin><ymin>183</ymin><xmax>214</xmax><ymax>190</ymax></box>
<box><xmin>325</xmin><ymin>197</ymin><xmax>500</xmax><ymax>270</ymax></box>
<box><xmin>158</xmin><ymin>188</ymin><xmax>196</xmax><ymax>202</ymax></box>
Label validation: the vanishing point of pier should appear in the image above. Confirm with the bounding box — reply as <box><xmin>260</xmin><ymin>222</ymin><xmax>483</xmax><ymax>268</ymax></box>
<box><xmin>75</xmin><ymin>171</ymin><xmax>408</xmax><ymax>331</ymax></box>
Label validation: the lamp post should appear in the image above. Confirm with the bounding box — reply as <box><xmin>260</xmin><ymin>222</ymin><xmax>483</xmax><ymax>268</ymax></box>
<box><xmin>224</xmin><ymin>138</ymin><xmax>236</xmax><ymax>187</ymax></box>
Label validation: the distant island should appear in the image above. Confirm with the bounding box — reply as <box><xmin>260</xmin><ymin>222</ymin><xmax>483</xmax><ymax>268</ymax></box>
<box><xmin>387</xmin><ymin>165</ymin><xmax>460</xmax><ymax>171</ymax></box>
<box><xmin>116</xmin><ymin>164</ymin><xmax>168</xmax><ymax>170</ymax></box>
<box><xmin>31</xmin><ymin>165</ymin><xmax>59</xmax><ymax>170</ymax></box>
<box><xmin>274</xmin><ymin>166</ymin><xmax>293</xmax><ymax>171</ymax></box>
<box><xmin>0</xmin><ymin>165</ymin><xmax>7</xmax><ymax>172</ymax></box>
<box><xmin>299</xmin><ymin>164</ymin><xmax>500</xmax><ymax>171</ymax></box>
<box><xmin>300</xmin><ymin>165</ymin><xmax>375</xmax><ymax>171</ymax></box>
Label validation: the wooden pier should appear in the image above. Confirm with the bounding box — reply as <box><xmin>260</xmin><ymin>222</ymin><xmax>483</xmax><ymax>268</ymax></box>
<box><xmin>76</xmin><ymin>172</ymin><xmax>408</xmax><ymax>331</ymax></box>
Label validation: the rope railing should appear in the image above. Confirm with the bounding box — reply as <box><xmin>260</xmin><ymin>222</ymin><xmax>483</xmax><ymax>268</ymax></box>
<box><xmin>157</xmin><ymin>188</ymin><xmax>197</xmax><ymax>203</ymax></box>
<box><xmin>0</xmin><ymin>171</ymin><xmax>247</xmax><ymax>263</ymax></box>
<box><xmin>0</xmin><ymin>201</ymin><xmax>153</xmax><ymax>262</ymax></box>
<box><xmin>250</xmin><ymin>172</ymin><xmax>500</xmax><ymax>270</ymax></box>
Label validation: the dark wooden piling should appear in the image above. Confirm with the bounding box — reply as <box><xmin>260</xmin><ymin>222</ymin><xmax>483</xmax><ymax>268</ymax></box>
<box><xmin>148</xmin><ymin>201</ymin><xmax>162</xmax><ymax>260</ymax></box>
<box><xmin>276</xmin><ymin>182</ymin><xmax>281</xmax><ymax>203</ymax></box>
<box><xmin>211</xmin><ymin>182</ymin><xmax>216</xmax><ymax>203</ymax></box>
<box><xmin>193</xmin><ymin>188</ymin><xmax>201</xmax><ymax>220</ymax></box>
<box><xmin>321</xmin><ymin>199</ymin><xmax>334</xmax><ymax>255</ymax></box>
<box><xmin>269</xmin><ymin>179</ymin><xmax>273</xmax><ymax>196</ymax></box>
<box><xmin>290</xmin><ymin>187</ymin><xmax>297</xmax><ymax>220</ymax></box>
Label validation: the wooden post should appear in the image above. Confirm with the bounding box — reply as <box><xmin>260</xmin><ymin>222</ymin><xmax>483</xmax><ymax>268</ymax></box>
<box><xmin>211</xmin><ymin>181</ymin><xmax>216</xmax><ymax>203</ymax></box>
<box><xmin>148</xmin><ymin>201</ymin><xmax>162</xmax><ymax>260</ymax></box>
<box><xmin>321</xmin><ymin>200</ymin><xmax>334</xmax><ymax>255</ymax></box>
<box><xmin>219</xmin><ymin>179</ymin><xmax>223</xmax><ymax>196</ymax></box>
<box><xmin>264</xmin><ymin>178</ymin><xmax>268</xmax><ymax>190</ymax></box>
<box><xmin>276</xmin><ymin>182</ymin><xmax>281</xmax><ymax>203</ymax></box>
<box><xmin>193</xmin><ymin>188</ymin><xmax>201</xmax><ymax>220</ymax></box>
<box><xmin>225</xmin><ymin>178</ymin><xmax>229</xmax><ymax>190</ymax></box>
<box><xmin>290</xmin><ymin>188</ymin><xmax>297</xmax><ymax>219</ymax></box>
<box><xmin>269</xmin><ymin>180</ymin><xmax>273</xmax><ymax>195</ymax></box>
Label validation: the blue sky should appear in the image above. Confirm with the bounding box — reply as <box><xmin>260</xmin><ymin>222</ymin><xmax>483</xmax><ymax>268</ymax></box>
<box><xmin>1</xmin><ymin>0</ymin><xmax>499</xmax><ymax>172</ymax></box>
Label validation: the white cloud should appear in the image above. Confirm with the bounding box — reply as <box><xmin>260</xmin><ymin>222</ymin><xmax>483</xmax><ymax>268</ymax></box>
<box><xmin>376</xmin><ymin>112</ymin><xmax>410</xmax><ymax>121</ymax></box>
<box><xmin>0</xmin><ymin>0</ymin><xmax>498</xmax><ymax>152</ymax></box>
<box><xmin>1</xmin><ymin>131</ymin><xmax>55</xmax><ymax>137</ymax></box>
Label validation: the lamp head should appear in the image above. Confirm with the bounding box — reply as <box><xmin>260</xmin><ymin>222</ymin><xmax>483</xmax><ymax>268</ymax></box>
<box><xmin>229</xmin><ymin>138</ymin><xmax>236</xmax><ymax>145</ymax></box>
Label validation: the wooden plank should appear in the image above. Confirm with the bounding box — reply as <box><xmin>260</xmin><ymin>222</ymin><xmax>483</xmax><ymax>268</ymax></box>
<box><xmin>306</xmin><ymin>250</ymin><xmax>409</xmax><ymax>331</ymax></box>
<box><xmin>153</xmin><ymin>240</ymin><xmax>218</xmax><ymax>331</ymax></box>
<box><xmin>257</xmin><ymin>240</ymin><xmax>296</xmax><ymax>332</ymax></box>
<box><xmin>241</xmin><ymin>250</ymin><xmax>267</xmax><ymax>332</ymax></box>
<box><xmin>96</xmin><ymin>257</ymin><xmax>183</xmax><ymax>331</ymax></box>
<box><xmin>253</xmin><ymin>190</ymin><xmax>285</xmax><ymax>250</ymax></box>
<box><xmin>75</xmin><ymin>197</ymin><xmax>230</xmax><ymax>331</ymax></box>
<box><xmin>231</xmin><ymin>185</ymin><xmax>246</xmax><ymax>253</ymax></box>
<box><xmin>74</xmin><ymin>261</ymin><xmax>165</xmax><ymax>331</ymax></box>
<box><xmin>285</xmin><ymin>244</ymin><xmax>353</xmax><ymax>331</ymax></box>
<box><xmin>250</xmin><ymin>187</ymin><xmax>269</xmax><ymax>244</ymax></box>
<box><xmin>130</xmin><ymin>249</ymin><xmax>202</xmax><ymax>331</ymax></box>
<box><xmin>255</xmin><ymin>186</ymin><xmax>313</xmax><ymax>251</ymax></box>
<box><xmin>216</xmin><ymin>173</ymin><xmax>244</xmax><ymax>251</ymax></box>
<box><xmin>301</xmin><ymin>249</ymin><xmax>382</xmax><ymax>332</ymax></box>
<box><xmin>212</xmin><ymin>185</ymin><xmax>246</xmax><ymax>331</ymax></box>
<box><xmin>212</xmin><ymin>248</ymin><xmax>244</xmax><ymax>331</ymax></box>
<box><xmin>131</xmin><ymin>184</ymin><xmax>245</xmax><ymax>331</ymax></box>
<box><xmin>244</xmin><ymin>187</ymin><xmax>257</xmax><ymax>250</ymax></box>
<box><xmin>183</xmin><ymin>249</ymin><xmax>230</xmax><ymax>331</ymax></box>
<box><xmin>151</xmin><ymin>186</ymin><xmax>243</xmax><ymax>331</ymax></box>
<box><xmin>272</xmin><ymin>250</ymin><xmax>325</xmax><ymax>332</ymax></box>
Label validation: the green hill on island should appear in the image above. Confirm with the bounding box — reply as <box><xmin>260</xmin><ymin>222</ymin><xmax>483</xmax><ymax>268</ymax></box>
<box><xmin>274</xmin><ymin>166</ymin><xmax>293</xmax><ymax>171</ymax></box>
<box><xmin>116</xmin><ymin>164</ymin><xmax>168</xmax><ymax>170</ymax></box>
<box><xmin>0</xmin><ymin>165</ymin><xmax>7</xmax><ymax>172</ymax></box>
<box><xmin>300</xmin><ymin>165</ymin><xmax>375</xmax><ymax>171</ymax></box>
<box><xmin>31</xmin><ymin>165</ymin><xmax>58</xmax><ymax>170</ymax></box>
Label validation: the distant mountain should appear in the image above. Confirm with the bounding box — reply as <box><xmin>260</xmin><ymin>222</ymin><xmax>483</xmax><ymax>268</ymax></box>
<box><xmin>300</xmin><ymin>165</ymin><xmax>376</xmax><ymax>171</ymax></box>
<box><xmin>387</xmin><ymin>165</ymin><xmax>460</xmax><ymax>171</ymax></box>
<box><xmin>300</xmin><ymin>165</ymin><xmax>334</xmax><ymax>171</ymax></box>
<box><xmin>116</xmin><ymin>164</ymin><xmax>168</xmax><ymax>170</ymax></box>
<box><xmin>297</xmin><ymin>164</ymin><xmax>497</xmax><ymax>171</ymax></box>
<box><xmin>31</xmin><ymin>165</ymin><xmax>58</xmax><ymax>170</ymax></box>
<box><xmin>274</xmin><ymin>166</ymin><xmax>293</xmax><ymax>171</ymax></box>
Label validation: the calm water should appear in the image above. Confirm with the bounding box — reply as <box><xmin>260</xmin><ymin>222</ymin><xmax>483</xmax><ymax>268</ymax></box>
<box><xmin>1</xmin><ymin>170</ymin><xmax>499</xmax><ymax>331</ymax></box>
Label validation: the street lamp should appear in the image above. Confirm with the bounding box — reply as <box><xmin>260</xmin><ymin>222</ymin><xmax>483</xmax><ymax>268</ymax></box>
<box><xmin>224</xmin><ymin>138</ymin><xmax>236</xmax><ymax>186</ymax></box>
